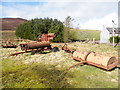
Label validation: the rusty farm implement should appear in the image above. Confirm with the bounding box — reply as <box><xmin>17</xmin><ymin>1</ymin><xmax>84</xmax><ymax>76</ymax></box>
<box><xmin>8</xmin><ymin>33</ymin><xmax>118</xmax><ymax>71</ymax></box>
<box><xmin>2</xmin><ymin>40</ymin><xmax>17</xmax><ymax>48</ymax></box>
<box><xmin>10</xmin><ymin>33</ymin><xmax>59</xmax><ymax>56</ymax></box>
<box><xmin>62</xmin><ymin>43</ymin><xmax>118</xmax><ymax>71</ymax></box>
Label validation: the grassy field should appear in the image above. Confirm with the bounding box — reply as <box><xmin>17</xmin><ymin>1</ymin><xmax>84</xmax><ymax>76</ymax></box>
<box><xmin>70</xmin><ymin>29</ymin><xmax>100</xmax><ymax>41</ymax></box>
<box><xmin>1</xmin><ymin>30</ymin><xmax>118</xmax><ymax>88</ymax></box>
<box><xmin>1</xmin><ymin>31</ymin><xmax>17</xmax><ymax>40</ymax></box>
<box><xmin>1</xmin><ymin>42</ymin><xmax>118</xmax><ymax>88</ymax></box>
<box><xmin>1</xmin><ymin>29</ymin><xmax>100</xmax><ymax>41</ymax></box>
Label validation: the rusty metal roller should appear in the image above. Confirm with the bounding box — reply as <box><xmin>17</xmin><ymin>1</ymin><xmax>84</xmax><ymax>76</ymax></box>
<box><xmin>73</xmin><ymin>51</ymin><xmax>92</xmax><ymax>61</ymax></box>
<box><xmin>72</xmin><ymin>51</ymin><xmax>118</xmax><ymax>70</ymax></box>
<box><xmin>26</xmin><ymin>41</ymin><xmax>50</xmax><ymax>49</ymax></box>
<box><xmin>86</xmin><ymin>52</ymin><xmax>117</xmax><ymax>67</ymax></box>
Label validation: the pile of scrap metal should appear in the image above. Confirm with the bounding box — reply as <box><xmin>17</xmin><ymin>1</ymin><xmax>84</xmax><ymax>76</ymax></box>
<box><xmin>2</xmin><ymin>41</ymin><xmax>17</xmax><ymax>48</ymax></box>
<box><xmin>62</xmin><ymin>43</ymin><xmax>118</xmax><ymax>71</ymax></box>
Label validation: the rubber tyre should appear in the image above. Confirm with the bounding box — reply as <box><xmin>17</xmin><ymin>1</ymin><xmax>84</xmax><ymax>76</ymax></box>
<box><xmin>52</xmin><ymin>47</ymin><xmax>59</xmax><ymax>52</ymax></box>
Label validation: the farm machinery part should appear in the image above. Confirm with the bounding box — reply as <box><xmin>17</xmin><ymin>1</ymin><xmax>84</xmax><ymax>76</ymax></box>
<box><xmin>2</xmin><ymin>41</ymin><xmax>17</xmax><ymax>48</ymax></box>
<box><xmin>20</xmin><ymin>41</ymin><xmax>52</xmax><ymax>51</ymax></box>
<box><xmin>38</xmin><ymin>33</ymin><xmax>56</xmax><ymax>42</ymax></box>
<box><xmin>62</xmin><ymin>44</ymin><xmax>118</xmax><ymax>71</ymax></box>
<box><xmin>10</xmin><ymin>41</ymin><xmax>59</xmax><ymax>56</ymax></box>
<box><xmin>62</xmin><ymin>43</ymin><xmax>76</xmax><ymax>54</ymax></box>
<box><xmin>10</xmin><ymin>33</ymin><xmax>59</xmax><ymax>56</ymax></box>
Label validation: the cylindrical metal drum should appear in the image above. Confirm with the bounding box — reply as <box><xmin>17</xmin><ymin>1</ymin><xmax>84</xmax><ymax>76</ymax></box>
<box><xmin>26</xmin><ymin>41</ymin><xmax>50</xmax><ymax>49</ymax></box>
<box><xmin>72</xmin><ymin>50</ymin><xmax>118</xmax><ymax>70</ymax></box>
<box><xmin>20</xmin><ymin>41</ymin><xmax>51</xmax><ymax>50</ymax></box>
<box><xmin>73</xmin><ymin>51</ymin><xmax>90</xmax><ymax>61</ymax></box>
<box><xmin>86</xmin><ymin>52</ymin><xmax>117</xmax><ymax>67</ymax></box>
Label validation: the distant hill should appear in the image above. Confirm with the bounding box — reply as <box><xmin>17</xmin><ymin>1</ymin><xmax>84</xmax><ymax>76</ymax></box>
<box><xmin>0</xmin><ymin>18</ymin><xmax>27</xmax><ymax>31</ymax></box>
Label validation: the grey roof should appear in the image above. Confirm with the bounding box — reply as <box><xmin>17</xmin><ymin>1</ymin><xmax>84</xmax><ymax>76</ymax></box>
<box><xmin>106</xmin><ymin>27</ymin><xmax>120</xmax><ymax>34</ymax></box>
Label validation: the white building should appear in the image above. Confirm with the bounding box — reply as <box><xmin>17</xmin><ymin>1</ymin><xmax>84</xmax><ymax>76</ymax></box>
<box><xmin>100</xmin><ymin>26</ymin><xmax>120</xmax><ymax>43</ymax></box>
<box><xmin>100</xmin><ymin>25</ymin><xmax>110</xmax><ymax>43</ymax></box>
<box><xmin>106</xmin><ymin>27</ymin><xmax>120</xmax><ymax>37</ymax></box>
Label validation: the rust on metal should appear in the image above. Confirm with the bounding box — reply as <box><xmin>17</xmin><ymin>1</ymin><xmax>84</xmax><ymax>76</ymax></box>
<box><xmin>10</xmin><ymin>49</ymin><xmax>43</xmax><ymax>56</ymax></box>
<box><xmin>20</xmin><ymin>33</ymin><xmax>56</xmax><ymax>51</ymax></box>
<box><xmin>10</xmin><ymin>33</ymin><xmax>57</xmax><ymax>56</ymax></box>
<box><xmin>2</xmin><ymin>41</ymin><xmax>17</xmax><ymax>48</ymax></box>
<box><xmin>20</xmin><ymin>41</ymin><xmax>51</xmax><ymax>51</ymax></box>
<box><xmin>2</xmin><ymin>45</ymin><xmax>17</xmax><ymax>48</ymax></box>
<box><xmin>72</xmin><ymin>51</ymin><xmax>118</xmax><ymax>70</ymax></box>
<box><xmin>72</xmin><ymin>56</ymin><xmax>118</xmax><ymax>71</ymax></box>
<box><xmin>38</xmin><ymin>33</ymin><xmax>56</xmax><ymax>42</ymax></box>
<box><xmin>62</xmin><ymin>43</ymin><xmax>75</xmax><ymax>54</ymax></box>
<box><xmin>62</xmin><ymin>43</ymin><xmax>118</xmax><ymax>71</ymax></box>
<box><xmin>66</xmin><ymin>61</ymin><xmax>86</xmax><ymax>71</ymax></box>
<box><xmin>10</xmin><ymin>51</ymin><xmax>31</xmax><ymax>56</ymax></box>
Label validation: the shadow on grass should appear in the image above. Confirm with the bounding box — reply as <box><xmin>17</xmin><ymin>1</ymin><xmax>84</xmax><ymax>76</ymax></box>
<box><xmin>31</xmin><ymin>50</ymin><xmax>52</xmax><ymax>55</ymax></box>
<box><xmin>31</xmin><ymin>64</ymin><xmax>74</xmax><ymax>88</ymax></box>
<box><xmin>2</xmin><ymin>59</ymin><xmax>74</xmax><ymax>88</ymax></box>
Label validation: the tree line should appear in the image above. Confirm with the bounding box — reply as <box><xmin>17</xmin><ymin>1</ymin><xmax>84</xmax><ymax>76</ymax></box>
<box><xmin>16</xmin><ymin>18</ymin><xmax>64</xmax><ymax>42</ymax></box>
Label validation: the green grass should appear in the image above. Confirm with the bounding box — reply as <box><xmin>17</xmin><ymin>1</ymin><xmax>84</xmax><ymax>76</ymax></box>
<box><xmin>71</xmin><ymin>29</ymin><xmax>100</xmax><ymax>40</ymax></box>
<box><xmin>2</xmin><ymin>59</ymin><xmax>73</xmax><ymax>88</ymax></box>
<box><xmin>1</xmin><ymin>29</ymin><xmax>100</xmax><ymax>41</ymax></box>
<box><xmin>1</xmin><ymin>42</ymin><xmax>118</xmax><ymax>88</ymax></box>
<box><xmin>1</xmin><ymin>31</ymin><xmax>17</xmax><ymax>40</ymax></box>
<box><xmin>1</xmin><ymin>30</ymin><xmax>118</xmax><ymax>88</ymax></box>
<box><xmin>2</xmin><ymin>58</ymin><xmax>118</xmax><ymax>88</ymax></box>
<box><xmin>70</xmin><ymin>65</ymin><xmax>118</xmax><ymax>88</ymax></box>
<box><xmin>52</xmin><ymin>42</ymin><xmax>118</xmax><ymax>57</ymax></box>
<box><xmin>78</xmin><ymin>29</ymin><xmax>100</xmax><ymax>40</ymax></box>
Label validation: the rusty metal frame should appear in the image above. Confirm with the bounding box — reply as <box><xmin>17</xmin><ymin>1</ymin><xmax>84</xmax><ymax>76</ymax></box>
<box><xmin>62</xmin><ymin>43</ymin><xmax>118</xmax><ymax>71</ymax></box>
<box><xmin>62</xmin><ymin>43</ymin><xmax>75</xmax><ymax>54</ymax></box>
<box><xmin>72</xmin><ymin>56</ymin><xmax>118</xmax><ymax>71</ymax></box>
<box><xmin>2</xmin><ymin>41</ymin><xmax>17</xmax><ymax>48</ymax></box>
<box><xmin>2</xmin><ymin>45</ymin><xmax>17</xmax><ymax>48</ymax></box>
<box><xmin>38</xmin><ymin>33</ymin><xmax>55</xmax><ymax>42</ymax></box>
<box><xmin>10</xmin><ymin>46</ymin><xmax>52</xmax><ymax>56</ymax></box>
<box><xmin>10</xmin><ymin>51</ymin><xmax>31</xmax><ymax>56</ymax></box>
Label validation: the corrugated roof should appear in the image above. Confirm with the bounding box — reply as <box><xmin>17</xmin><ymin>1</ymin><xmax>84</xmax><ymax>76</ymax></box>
<box><xmin>106</xmin><ymin>27</ymin><xmax>120</xmax><ymax>34</ymax></box>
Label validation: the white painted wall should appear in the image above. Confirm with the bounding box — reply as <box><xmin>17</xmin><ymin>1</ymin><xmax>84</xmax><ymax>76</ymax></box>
<box><xmin>100</xmin><ymin>25</ymin><xmax>110</xmax><ymax>43</ymax></box>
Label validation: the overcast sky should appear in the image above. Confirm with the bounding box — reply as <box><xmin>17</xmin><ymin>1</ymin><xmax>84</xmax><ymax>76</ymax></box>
<box><xmin>0</xmin><ymin>0</ymin><xmax>119</xmax><ymax>30</ymax></box>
